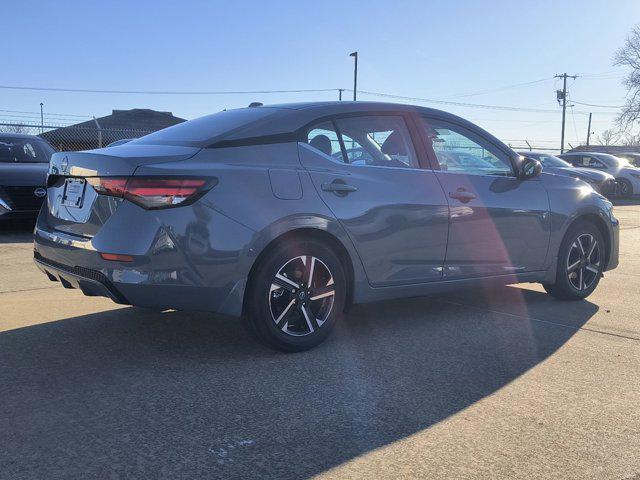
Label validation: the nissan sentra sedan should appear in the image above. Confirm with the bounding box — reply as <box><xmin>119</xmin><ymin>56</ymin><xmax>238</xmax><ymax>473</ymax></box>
<box><xmin>33</xmin><ymin>102</ymin><xmax>619</xmax><ymax>351</ymax></box>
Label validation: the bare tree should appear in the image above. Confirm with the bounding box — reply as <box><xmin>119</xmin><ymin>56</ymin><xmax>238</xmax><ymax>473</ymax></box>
<box><xmin>614</xmin><ymin>24</ymin><xmax>640</xmax><ymax>130</ymax></box>
<box><xmin>622</xmin><ymin>131</ymin><xmax>640</xmax><ymax>146</ymax></box>
<box><xmin>0</xmin><ymin>123</ymin><xmax>30</xmax><ymax>134</ymax></box>
<box><xmin>596</xmin><ymin>129</ymin><xmax>620</xmax><ymax>146</ymax></box>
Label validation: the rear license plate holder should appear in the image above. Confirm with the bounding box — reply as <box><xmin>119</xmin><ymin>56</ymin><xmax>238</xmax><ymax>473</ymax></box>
<box><xmin>61</xmin><ymin>178</ymin><xmax>86</xmax><ymax>208</ymax></box>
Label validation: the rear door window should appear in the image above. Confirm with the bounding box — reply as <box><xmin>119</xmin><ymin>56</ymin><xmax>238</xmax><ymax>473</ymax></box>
<box><xmin>334</xmin><ymin>115</ymin><xmax>419</xmax><ymax>169</ymax></box>
<box><xmin>306</xmin><ymin>122</ymin><xmax>343</xmax><ymax>160</ymax></box>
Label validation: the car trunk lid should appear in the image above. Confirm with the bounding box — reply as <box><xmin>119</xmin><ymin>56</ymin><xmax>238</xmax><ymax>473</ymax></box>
<box><xmin>45</xmin><ymin>144</ymin><xmax>200</xmax><ymax>238</ymax></box>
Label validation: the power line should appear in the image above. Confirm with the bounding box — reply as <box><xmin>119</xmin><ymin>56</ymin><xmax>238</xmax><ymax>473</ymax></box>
<box><xmin>0</xmin><ymin>108</ymin><xmax>91</xmax><ymax>118</ymax></box>
<box><xmin>0</xmin><ymin>85</ymin><xmax>340</xmax><ymax>95</ymax></box>
<box><xmin>0</xmin><ymin>113</ymin><xmax>88</xmax><ymax>122</ymax></box>
<box><xmin>569</xmin><ymin>100</ymin><xmax>622</xmax><ymax>108</ymax></box>
<box><xmin>570</xmin><ymin>106</ymin><xmax>579</xmax><ymax>144</ymax></box>
<box><xmin>0</xmin><ymin>82</ymin><xmax>621</xmax><ymax>117</ymax></box>
<box><xmin>440</xmin><ymin>77</ymin><xmax>554</xmax><ymax>99</ymax></box>
<box><xmin>356</xmin><ymin>89</ymin><xmax>580</xmax><ymax>114</ymax></box>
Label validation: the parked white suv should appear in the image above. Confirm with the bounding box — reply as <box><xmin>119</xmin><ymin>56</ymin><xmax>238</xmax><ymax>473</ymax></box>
<box><xmin>559</xmin><ymin>152</ymin><xmax>640</xmax><ymax>197</ymax></box>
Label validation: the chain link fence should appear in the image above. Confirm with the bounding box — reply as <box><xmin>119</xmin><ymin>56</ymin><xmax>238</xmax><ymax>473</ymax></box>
<box><xmin>0</xmin><ymin>122</ymin><xmax>153</xmax><ymax>151</ymax></box>
<box><xmin>1</xmin><ymin>121</ymin><xmax>571</xmax><ymax>156</ymax></box>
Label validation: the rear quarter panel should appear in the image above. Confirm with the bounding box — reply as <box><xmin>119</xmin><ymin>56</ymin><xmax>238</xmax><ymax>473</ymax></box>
<box><xmin>133</xmin><ymin>142</ymin><xmax>368</xmax><ymax>307</ymax></box>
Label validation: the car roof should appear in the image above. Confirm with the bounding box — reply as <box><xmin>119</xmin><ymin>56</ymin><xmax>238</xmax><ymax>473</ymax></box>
<box><xmin>217</xmin><ymin>101</ymin><xmax>513</xmax><ymax>154</ymax></box>
<box><xmin>257</xmin><ymin>100</ymin><xmax>468</xmax><ymax>120</ymax></box>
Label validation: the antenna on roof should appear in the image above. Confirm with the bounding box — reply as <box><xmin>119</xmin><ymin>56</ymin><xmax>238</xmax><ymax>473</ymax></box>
<box><xmin>248</xmin><ymin>102</ymin><xmax>263</xmax><ymax>108</ymax></box>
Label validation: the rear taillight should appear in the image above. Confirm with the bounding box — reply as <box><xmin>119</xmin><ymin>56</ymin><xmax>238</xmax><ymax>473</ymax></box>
<box><xmin>86</xmin><ymin>177</ymin><xmax>215</xmax><ymax>209</ymax></box>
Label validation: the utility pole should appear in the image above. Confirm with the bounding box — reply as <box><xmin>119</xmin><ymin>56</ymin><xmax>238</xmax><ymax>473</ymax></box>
<box><xmin>338</xmin><ymin>89</ymin><xmax>344</xmax><ymax>101</ymax></box>
<box><xmin>40</xmin><ymin>102</ymin><xmax>44</xmax><ymax>134</ymax></box>
<box><xmin>555</xmin><ymin>73</ymin><xmax>577</xmax><ymax>153</ymax></box>
<box><xmin>350</xmin><ymin>51</ymin><xmax>358</xmax><ymax>101</ymax></box>
<box><xmin>586</xmin><ymin>112</ymin><xmax>592</xmax><ymax>146</ymax></box>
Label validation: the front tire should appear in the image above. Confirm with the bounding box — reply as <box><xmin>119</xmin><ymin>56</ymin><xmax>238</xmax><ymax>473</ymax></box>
<box><xmin>245</xmin><ymin>239</ymin><xmax>346</xmax><ymax>352</ymax></box>
<box><xmin>543</xmin><ymin>221</ymin><xmax>604</xmax><ymax>300</ymax></box>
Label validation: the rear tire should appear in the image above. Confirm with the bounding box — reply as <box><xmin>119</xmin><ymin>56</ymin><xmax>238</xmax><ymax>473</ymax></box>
<box><xmin>245</xmin><ymin>239</ymin><xmax>346</xmax><ymax>352</ymax></box>
<box><xmin>543</xmin><ymin>221</ymin><xmax>604</xmax><ymax>300</ymax></box>
<box><xmin>616</xmin><ymin>178</ymin><xmax>633</xmax><ymax>198</ymax></box>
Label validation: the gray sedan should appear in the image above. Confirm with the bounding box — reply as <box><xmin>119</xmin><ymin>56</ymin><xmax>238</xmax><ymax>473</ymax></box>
<box><xmin>33</xmin><ymin>102</ymin><xmax>619</xmax><ymax>351</ymax></box>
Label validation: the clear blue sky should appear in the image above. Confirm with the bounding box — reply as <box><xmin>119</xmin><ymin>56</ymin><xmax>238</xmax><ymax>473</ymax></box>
<box><xmin>3</xmin><ymin>0</ymin><xmax>639</xmax><ymax>149</ymax></box>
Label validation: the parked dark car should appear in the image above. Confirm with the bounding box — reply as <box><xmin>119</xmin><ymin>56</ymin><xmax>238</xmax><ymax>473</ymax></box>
<box><xmin>0</xmin><ymin>133</ymin><xmax>55</xmax><ymax>220</ymax></box>
<box><xmin>516</xmin><ymin>151</ymin><xmax>616</xmax><ymax>195</ymax></box>
<box><xmin>33</xmin><ymin>102</ymin><xmax>619</xmax><ymax>351</ymax></box>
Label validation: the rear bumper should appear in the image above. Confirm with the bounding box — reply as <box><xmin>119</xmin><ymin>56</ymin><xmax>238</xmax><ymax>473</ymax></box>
<box><xmin>0</xmin><ymin>186</ymin><xmax>46</xmax><ymax>217</ymax></box>
<box><xmin>34</xmin><ymin>253</ymin><xmax>129</xmax><ymax>304</ymax></box>
<box><xmin>0</xmin><ymin>197</ymin><xmax>41</xmax><ymax>220</ymax></box>
<box><xmin>32</xmin><ymin>202</ymin><xmax>256</xmax><ymax>317</ymax></box>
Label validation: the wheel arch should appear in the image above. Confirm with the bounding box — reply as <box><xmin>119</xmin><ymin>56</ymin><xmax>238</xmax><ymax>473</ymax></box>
<box><xmin>568</xmin><ymin>212</ymin><xmax>612</xmax><ymax>269</ymax></box>
<box><xmin>242</xmin><ymin>227</ymin><xmax>356</xmax><ymax>316</ymax></box>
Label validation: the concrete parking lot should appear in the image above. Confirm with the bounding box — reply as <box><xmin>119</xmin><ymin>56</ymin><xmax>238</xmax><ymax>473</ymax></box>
<box><xmin>1</xmin><ymin>203</ymin><xmax>639</xmax><ymax>480</ymax></box>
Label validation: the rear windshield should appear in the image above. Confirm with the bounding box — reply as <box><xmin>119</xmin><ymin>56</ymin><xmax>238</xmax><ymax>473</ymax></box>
<box><xmin>130</xmin><ymin>107</ymin><xmax>282</xmax><ymax>147</ymax></box>
<box><xmin>0</xmin><ymin>137</ymin><xmax>54</xmax><ymax>163</ymax></box>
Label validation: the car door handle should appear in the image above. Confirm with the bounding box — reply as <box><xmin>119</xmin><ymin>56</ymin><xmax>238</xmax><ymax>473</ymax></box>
<box><xmin>449</xmin><ymin>190</ymin><xmax>477</xmax><ymax>203</ymax></box>
<box><xmin>321</xmin><ymin>180</ymin><xmax>358</xmax><ymax>195</ymax></box>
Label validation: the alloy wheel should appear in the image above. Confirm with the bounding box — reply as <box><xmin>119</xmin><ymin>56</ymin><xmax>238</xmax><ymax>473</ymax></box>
<box><xmin>566</xmin><ymin>233</ymin><xmax>600</xmax><ymax>291</ymax></box>
<box><xmin>618</xmin><ymin>180</ymin><xmax>631</xmax><ymax>196</ymax></box>
<box><xmin>269</xmin><ymin>255</ymin><xmax>335</xmax><ymax>337</ymax></box>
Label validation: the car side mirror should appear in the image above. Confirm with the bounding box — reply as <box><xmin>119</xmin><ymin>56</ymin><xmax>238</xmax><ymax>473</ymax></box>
<box><xmin>519</xmin><ymin>157</ymin><xmax>543</xmax><ymax>179</ymax></box>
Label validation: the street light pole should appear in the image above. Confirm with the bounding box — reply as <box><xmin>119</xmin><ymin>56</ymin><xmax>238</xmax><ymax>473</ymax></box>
<box><xmin>586</xmin><ymin>112</ymin><xmax>593</xmax><ymax>147</ymax></box>
<box><xmin>349</xmin><ymin>51</ymin><xmax>358</xmax><ymax>101</ymax></box>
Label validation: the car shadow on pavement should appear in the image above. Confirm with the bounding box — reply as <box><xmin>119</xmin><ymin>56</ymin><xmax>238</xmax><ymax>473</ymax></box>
<box><xmin>0</xmin><ymin>286</ymin><xmax>597</xmax><ymax>479</ymax></box>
